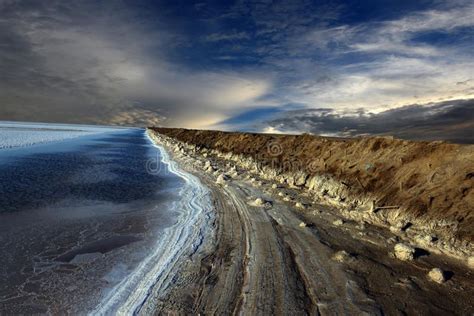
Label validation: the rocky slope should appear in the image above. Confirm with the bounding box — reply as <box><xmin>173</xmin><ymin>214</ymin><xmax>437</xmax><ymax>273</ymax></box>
<box><xmin>149</xmin><ymin>127</ymin><xmax>474</xmax><ymax>260</ymax></box>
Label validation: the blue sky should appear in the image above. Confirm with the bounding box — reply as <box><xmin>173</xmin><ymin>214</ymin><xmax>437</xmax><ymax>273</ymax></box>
<box><xmin>0</xmin><ymin>0</ymin><xmax>473</xmax><ymax>134</ymax></box>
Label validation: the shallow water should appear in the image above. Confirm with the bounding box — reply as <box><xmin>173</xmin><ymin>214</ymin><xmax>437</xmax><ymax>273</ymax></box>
<box><xmin>0</xmin><ymin>126</ymin><xmax>186</xmax><ymax>313</ymax></box>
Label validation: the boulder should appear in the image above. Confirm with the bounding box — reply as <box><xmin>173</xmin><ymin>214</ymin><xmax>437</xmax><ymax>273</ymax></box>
<box><xmin>332</xmin><ymin>250</ymin><xmax>354</xmax><ymax>263</ymax></box>
<box><xmin>414</xmin><ymin>234</ymin><xmax>437</xmax><ymax>246</ymax></box>
<box><xmin>428</xmin><ymin>268</ymin><xmax>447</xmax><ymax>284</ymax></box>
<box><xmin>389</xmin><ymin>226</ymin><xmax>401</xmax><ymax>233</ymax></box>
<box><xmin>467</xmin><ymin>256</ymin><xmax>474</xmax><ymax>268</ymax></box>
<box><xmin>295</xmin><ymin>202</ymin><xmax>305</xmax><ymax>209</ymax></box>
<box><xmin>254</xmin><ymin>198</ymin><xmax>265</xmax><ymax>206</ymax></box>
<box><xmin>394</xmin><ymin>243</ymin><xmax>415</xmax><ymax>261</ymax></box>
<box><xmin>333</xmin><ymin>219</ymin><xmax>344</xmax><ymax>226</ymax></box>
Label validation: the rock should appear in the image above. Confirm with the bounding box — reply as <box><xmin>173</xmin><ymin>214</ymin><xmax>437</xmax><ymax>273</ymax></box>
<box><xmin>278</xmin><ymin>192</ymin><xmax>285</xmax><ymax>197</ymax></box>
<box><xmin>299</xmin><ymin>222</ymin><xmax>307</xmax><ymax>227</ymax></box>
<box><xmin>294</xmin><ymin>172</ymin><xmax>308</xmax><ymax>186</ymax></box>
<box><xmin>415</xmin><ymin>234</ymin><xmax>437</xmax><ymax>246</ymax></box>
<box><xmin>283</xmin><ymin>196</ymin><xmax>291</xmax><ymax>202</ymax></box>
<box><xmin>216</xmin><ymin>174</ymin><xmax>229</xmax><ymax>184</ymax></box>
<box><xmin>272</xmin><ymin>183</ymin><xmax>278</xmax><ymax>189</ymax></box>
<box><xmin>394</xmin><ymin>243</ymin><xmax>415</xmax><ymax>261</ymax></box>
<box><xmin>305</xmin><ymin>176</ymin><xmax>318</xmax><ymax>191</ymax></box>
<box><xmin>390</xmin><ymin>226</ymin><xmax>401</xmax><ymax>234</ymax></box>
<box><xmin>254</xmin><ymin>198</ymin><xmax>265</xmax><ymax>206</ymax></box>
<box><xmin>295</xmin><ymin>202</ymin><xmax>305</xmax><ymax>209</ymax></box>
<box><xmin>332</xmin><ymin>250</ymin><xmax>354</xmax><ymax>263</ymax></box>
<box><xmin>428</xmin><ymin>268</ymin><xmax>447</xmax><ymax>284</ymax></box>
<box><xmin>467</xmin><ymin>256</ymin><xmax>474</xmax><ymax>268</ymax></box>
<box><xmin>333</xmin><ymin>219</ymin><xmax>344</xmax><ymax>226</ymax></box>
<box><xmin>204</xmin><ymin>161</ymin><xmax>216</xmax><ymax>172</ymax></box>
<box><xmin>312</xmin><ymin>209</ymin><xmax>323</xmax><ymax>215</ymax></box>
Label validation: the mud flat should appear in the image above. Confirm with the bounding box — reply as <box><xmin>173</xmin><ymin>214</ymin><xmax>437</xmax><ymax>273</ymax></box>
<box><xmin>147</xmin><ymin>129</ymin><xmax>474</xmax><ymax>315</ymax></box>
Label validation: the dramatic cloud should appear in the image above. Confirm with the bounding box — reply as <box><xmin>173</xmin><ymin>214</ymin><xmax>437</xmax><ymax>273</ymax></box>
<box><xmin>0</xmin><ymin>0</ymin><xmax>473</xmax><ymax>136</ymax></box>
<box><xmin>267</xmin><ymin>0</ymin><xmax>474</xmax><ymax>112</ymax></box>
<box><xmin>263</xmin><ymin>98</ymin><xmax>474</xmax><ymax>143</ymax></box>
<box><xmin>0</xmin><ymin>0</ymin><xmax>270</xmax><ymax>127</ymax></box>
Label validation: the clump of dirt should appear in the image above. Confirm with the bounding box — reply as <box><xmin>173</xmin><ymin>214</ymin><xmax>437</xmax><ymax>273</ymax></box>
<box><xmin>149</xmin><ymin>127</ymin><xmax>474</xmax><ymax>242</ymax></box>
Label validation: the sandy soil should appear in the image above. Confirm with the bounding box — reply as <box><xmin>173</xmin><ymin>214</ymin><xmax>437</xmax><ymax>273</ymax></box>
<box><xmin>147</xmin><ymin>130</ymin><xmax>474</xmax><ymax>315</ymax></box>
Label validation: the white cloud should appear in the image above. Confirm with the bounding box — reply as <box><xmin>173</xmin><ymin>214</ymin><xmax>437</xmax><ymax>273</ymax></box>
<box><xmin>273</xmin><ymin>1</ymin><xmax>474</xmax><ymax>113</ymax></box>
<box><xmin>385</xmin><ymin>4</ymin><xmax>474</xmax><ymax>33</ymax></box>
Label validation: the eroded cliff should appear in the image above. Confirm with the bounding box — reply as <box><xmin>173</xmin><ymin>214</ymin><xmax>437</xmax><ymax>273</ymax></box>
<box><xmin>149</xmin><ymin>127</ymin><xmax>474</xmax><ymax>252</ymax></box>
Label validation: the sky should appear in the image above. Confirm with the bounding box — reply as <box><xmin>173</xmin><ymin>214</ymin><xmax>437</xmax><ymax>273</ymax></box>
<box><xmin>0</xmin><ymin>0</ymin><xmax>473</xmax><ymax>140</ymax></box>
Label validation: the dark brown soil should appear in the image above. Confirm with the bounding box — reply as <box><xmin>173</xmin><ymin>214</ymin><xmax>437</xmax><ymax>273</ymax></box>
<box><xmin>150</xmin><ymin>127</ymin><xmax>474</xmax><ymax>241</ymax></box>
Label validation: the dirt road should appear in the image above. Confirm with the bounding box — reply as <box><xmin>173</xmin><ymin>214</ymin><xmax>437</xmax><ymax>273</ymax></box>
<box><xmin>148</xmin><ymin>132</ymin><xmax>474</xmax><ymax>315</ymax></box>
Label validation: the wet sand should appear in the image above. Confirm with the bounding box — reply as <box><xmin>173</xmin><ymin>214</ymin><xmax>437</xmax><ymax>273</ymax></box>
<box><xmin>147</xmin><ymin>131</ymin><xmax>474</xmax><ymax>315</ymax></box>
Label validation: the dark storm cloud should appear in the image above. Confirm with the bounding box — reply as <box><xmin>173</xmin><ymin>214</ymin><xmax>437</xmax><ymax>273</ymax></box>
<box><xmin>0</xmin><ymin>1</ymin><xmax>130</xmax><ymax>122</ymax></box>
<box><xmin>0</xmin><ymin>0</ymin><xmax>270</xmax><ymax>127</ymax></box>
<box><xmin>265</xmin><ymin>99</ymin><xmax>474</xmax><ymax>143</ymax></box>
